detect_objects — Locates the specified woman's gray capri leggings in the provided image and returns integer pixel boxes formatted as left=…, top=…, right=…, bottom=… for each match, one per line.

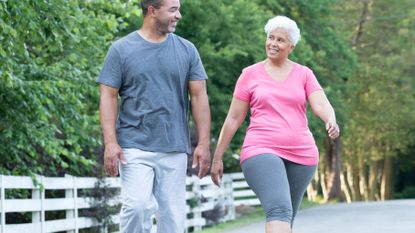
left=241, top=154, right=316, bottom=225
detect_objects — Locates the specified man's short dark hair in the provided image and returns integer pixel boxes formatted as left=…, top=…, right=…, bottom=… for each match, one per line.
left=141, top=0, right=164, bottom=16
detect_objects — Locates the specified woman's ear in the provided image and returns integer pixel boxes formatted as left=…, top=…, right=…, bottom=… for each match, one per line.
left=289, top=44, right=296, bottom=53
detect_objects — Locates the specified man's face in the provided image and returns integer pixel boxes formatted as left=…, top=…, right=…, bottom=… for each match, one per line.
left=153, top=0, right=182, bottom=34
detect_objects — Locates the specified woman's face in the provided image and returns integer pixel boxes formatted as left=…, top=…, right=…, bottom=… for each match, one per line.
left=265, top=28, right=294, bottom=61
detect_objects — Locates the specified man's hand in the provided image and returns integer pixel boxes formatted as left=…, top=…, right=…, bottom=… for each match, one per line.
left=104, top=142, right=126, bottom=176
left=210, top=159, right=223, bottom=187
left=192, top=144, right=211, bottom=178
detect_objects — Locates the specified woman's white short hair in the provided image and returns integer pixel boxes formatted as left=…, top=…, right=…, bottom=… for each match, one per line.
left=264, top=15, right=301, bottom=46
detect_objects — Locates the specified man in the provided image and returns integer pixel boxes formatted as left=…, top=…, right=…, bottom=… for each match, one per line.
left=98, top=0, right=211, bottom=232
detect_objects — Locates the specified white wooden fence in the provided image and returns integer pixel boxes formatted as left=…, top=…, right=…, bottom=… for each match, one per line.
left=0, top=173, right=259, bottom=233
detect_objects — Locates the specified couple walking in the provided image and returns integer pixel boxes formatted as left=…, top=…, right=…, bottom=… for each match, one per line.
left=98, top=0, right=339, bottom=232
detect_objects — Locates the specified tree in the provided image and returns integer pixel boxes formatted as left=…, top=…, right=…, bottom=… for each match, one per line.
left=0, top=0, right=141, bottom=176
left=336, top=0, right=415, bottom=200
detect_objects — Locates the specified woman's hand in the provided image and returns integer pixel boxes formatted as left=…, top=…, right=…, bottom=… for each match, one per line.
left=326, top=121, right=340, bottom=139
left=210, top=159, right=224, bottom=187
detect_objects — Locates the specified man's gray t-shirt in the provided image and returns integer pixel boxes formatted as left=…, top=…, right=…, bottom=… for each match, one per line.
left=98, top=32, right=207, bottom=154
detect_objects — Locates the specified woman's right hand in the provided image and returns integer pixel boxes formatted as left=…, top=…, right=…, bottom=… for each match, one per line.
left=210, top=159, right=224, bottom=187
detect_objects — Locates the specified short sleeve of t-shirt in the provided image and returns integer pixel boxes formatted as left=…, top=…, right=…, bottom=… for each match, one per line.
left=233, top=69, right=251, bottom=102
left=304, top=67, right=322, bottom=97
left=98, top=45, right=122, bottom=89
left=188, top=44, right=208, bottom=81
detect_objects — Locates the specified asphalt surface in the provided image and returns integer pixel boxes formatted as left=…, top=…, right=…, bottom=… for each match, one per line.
left=224, top=199, right=415, bottom=233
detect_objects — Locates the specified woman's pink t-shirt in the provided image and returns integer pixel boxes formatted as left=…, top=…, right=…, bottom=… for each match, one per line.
left=234, top=61, right=322, bottom=165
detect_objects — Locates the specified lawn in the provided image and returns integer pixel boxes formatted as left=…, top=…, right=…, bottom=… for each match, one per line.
left=197, top=199, right=319, bottom=233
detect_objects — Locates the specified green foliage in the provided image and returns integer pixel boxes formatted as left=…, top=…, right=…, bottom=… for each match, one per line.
left=280, top=0, right=356, bottom=148
left=179, top=0, right=356, bottom=171
left=395, top=186, right=415, bottom=199
left=0, top=0, right=141, bottom=176
left=340, top=0, right=415, bottom=163
left=178, top=0, right=271, bottom=170
left=6, top=0, right=413, bottom=183
left=81, top=182, right=121, bottom=230
left=327, top=0, right=415, bottom=200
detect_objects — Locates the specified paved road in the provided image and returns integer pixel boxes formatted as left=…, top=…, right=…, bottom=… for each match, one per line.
left=225, top=199, right=415, bottom=233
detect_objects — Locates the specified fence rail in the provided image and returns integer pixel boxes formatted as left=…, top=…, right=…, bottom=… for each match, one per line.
left=0, top=173, right=259, bottom=233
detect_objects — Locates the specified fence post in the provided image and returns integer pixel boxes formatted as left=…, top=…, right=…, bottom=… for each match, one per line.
left=192, top=176, right=202, bottom=232
left=65, top=175, right=74, bottom=233
left=33, top=175, right=45, bottom=233
left=1, top=175, right=4, bottom=233
left=73, top=176, right=78, bottom=233
left=65, top=175, right=78, bottom=233
left=32, top=177, right=41, bottom=229
left=223, top=175, right=235, bottom=221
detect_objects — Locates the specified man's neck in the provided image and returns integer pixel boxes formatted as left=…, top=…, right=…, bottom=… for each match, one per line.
left=138, top=23, right=168, bottom=43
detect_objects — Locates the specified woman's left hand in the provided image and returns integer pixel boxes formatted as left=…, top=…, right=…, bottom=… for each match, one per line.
left=326, top=121, right=340, bottom=139
left=210, top=159, right=224, bottom=187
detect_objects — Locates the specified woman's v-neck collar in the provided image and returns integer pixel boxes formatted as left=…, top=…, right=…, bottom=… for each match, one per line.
left=260, top=60, right=296, bottom=84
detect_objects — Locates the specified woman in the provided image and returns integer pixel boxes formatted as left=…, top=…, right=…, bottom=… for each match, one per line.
left=210, top=15, right=340, bottom=233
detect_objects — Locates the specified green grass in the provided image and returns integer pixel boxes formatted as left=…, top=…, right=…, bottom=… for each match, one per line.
left=299, top=198, right=321, bottom=209
left=197, top=207, right=264, bottom=233
left=197, top=199, right=320, bottom=233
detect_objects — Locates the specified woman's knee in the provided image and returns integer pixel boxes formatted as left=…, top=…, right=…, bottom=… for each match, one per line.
left=264, top=203, right=293, bottom=223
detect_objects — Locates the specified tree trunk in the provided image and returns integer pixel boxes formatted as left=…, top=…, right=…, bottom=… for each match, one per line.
left=358, top=159, right=369, bottom=200
left=307, top=171, right=320, bottom=202
left=368, top=160, right=380, bottom=200
left=320, top=169, right=328, bottom=200
left=341, top=171, right=353, bottom=203
left=325, top=137, right=342, bottom=201
left=352, top=0, right=373, bottom=48
left=346, top=162, right=362, bottom=201
left=381, top=157, right=394, bottom=200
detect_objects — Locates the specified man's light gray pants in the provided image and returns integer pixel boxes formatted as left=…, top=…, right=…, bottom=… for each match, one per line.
left=119, top=148, right=187, bottom=233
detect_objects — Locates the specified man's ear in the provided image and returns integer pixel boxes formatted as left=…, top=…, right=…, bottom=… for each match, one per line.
left=148, top=6, right=157, bottom=17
